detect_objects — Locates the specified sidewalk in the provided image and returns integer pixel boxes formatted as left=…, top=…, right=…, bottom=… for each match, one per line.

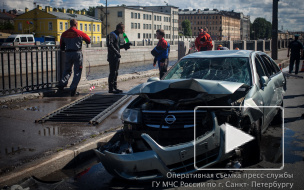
left=0, top=50, right=290, bottom=187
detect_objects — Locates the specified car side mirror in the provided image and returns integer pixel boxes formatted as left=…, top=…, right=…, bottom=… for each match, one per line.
left=147, top=77, right=160, bottom=82
left=261, top=76, right=269, bottom=87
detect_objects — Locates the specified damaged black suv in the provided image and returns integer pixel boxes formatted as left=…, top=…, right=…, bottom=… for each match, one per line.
left=95, top=50, right=285, bottom=180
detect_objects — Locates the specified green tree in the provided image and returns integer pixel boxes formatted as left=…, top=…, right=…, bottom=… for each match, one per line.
left=251, top=17, right=272, bottom=40
left=83, top=7, right=95, bottom=17
left=181, top=19, right=192, bottom=36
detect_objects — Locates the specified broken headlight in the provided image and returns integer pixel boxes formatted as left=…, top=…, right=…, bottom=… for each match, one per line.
left=121, top=108, right=142, bottom=124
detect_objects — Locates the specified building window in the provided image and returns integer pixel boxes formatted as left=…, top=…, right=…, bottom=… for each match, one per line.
left=149, top=24, right=151, bottom=29
left=65, top=22, right=68, bottom=30
left=118, top=11, right=122, bottom=17
left=18, top=23, right=22, bottom=31
left=60, top=22, right=63, bottom=30
left=149, top=15, right=151, bottom=20
left=149, top=33, right=151, bottom=38
left=131, top=12, right=134, bottom=18
left=143, top=14, right=146, bottom=20
left=138, top=13, right=140, bottom=19
left=135, top=23, right=137, bottom=29
left=143, top=24, right=145, bottom=29
left=143, top=33, right=145, bottom=38
left=154, top=24, right=156, bottom=30
left=80, top=23, right=83, bottom=31
left=97, top=36, right=100, bottom=42
left=131, top=23, right=134, bottom=29
left=85, top=24, right=87, bottom=31
left=138, top=23, right=140, bottom=29
left=93, top=24, right=96, bottom=32
left=97, top=25, right=100, bottom=32
left=138, top=33, right=140, bottom=39
left=135, top=13, right=137, bottom=19
left=48, top=22, right=53, bottom=31
left=93, top=36, right=96, bottom=43
left=89, top=24, right=91, bottom=31
left=154, top=15, right=156, bottom=20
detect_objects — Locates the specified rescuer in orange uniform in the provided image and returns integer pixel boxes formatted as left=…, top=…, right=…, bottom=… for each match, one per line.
left=195, top=27, right=213, bottom=51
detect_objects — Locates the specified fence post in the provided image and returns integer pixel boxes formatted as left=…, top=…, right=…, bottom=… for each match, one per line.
left=178, top=40, right=189, bottom=60
left=254, top=41, right=257, bottom=51
left=228, top=41, right=233, bottom=50
left=81, top=44, right=87, bottom=81
left=242, top=41, right=247, bottom=50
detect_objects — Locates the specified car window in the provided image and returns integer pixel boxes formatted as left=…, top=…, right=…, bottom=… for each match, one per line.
left=263, top=55, right=280, bottom=73
left=15, top=38, right=20, bottom=42
left=255, top=57, right=267, bottom=87
left=21, top=37, right=27, bottom=42
left=256, top=55, right=271, bottom=77
left=27, top=37, right=34, bottom=42
left=164, top=57, right=252, bottom=86
left=259, top=55, right=276, bottom=76
left=6, top=38, right=15, bottom=42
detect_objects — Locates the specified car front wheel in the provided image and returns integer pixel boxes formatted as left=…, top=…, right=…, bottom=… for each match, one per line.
left=242, top=120, right=261, bottom=166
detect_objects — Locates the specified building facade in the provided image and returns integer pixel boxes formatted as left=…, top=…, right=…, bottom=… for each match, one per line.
left=95, top=5, right=179, bottom=42
left=14, top=5, right=102, bottom=42
left=178, top=8, right=249, bottom=41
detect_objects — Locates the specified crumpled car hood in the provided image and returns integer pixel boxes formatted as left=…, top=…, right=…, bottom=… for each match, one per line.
left=127, top=79, right=245, bottom=95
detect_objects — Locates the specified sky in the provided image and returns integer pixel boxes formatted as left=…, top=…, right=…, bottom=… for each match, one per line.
left=2, top=0, right=304, bottom=31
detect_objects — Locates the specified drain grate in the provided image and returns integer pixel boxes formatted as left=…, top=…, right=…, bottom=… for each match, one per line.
left=36, top=94, right=130, bottom=125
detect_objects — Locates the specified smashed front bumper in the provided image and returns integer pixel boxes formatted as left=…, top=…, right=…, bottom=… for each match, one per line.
left=94, top=112, right=231, bottom=180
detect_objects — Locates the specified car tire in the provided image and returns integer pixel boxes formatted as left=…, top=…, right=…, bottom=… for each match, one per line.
left=271, top=102, right=283, bottom=126
left=242, top=120, right=261, bottom=166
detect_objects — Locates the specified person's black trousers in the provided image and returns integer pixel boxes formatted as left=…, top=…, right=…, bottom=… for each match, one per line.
left=289, top=56, right=300, bottom=74
left=108, top=59, right=120, bottom=90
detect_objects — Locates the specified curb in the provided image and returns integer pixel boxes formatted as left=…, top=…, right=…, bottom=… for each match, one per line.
left=0, top=131, right=116, bottom=187
left=77, top=70, right=159, bottom=91
left=0, top=92, right=42, bottom=104
left=0, top=70, right=159, bottom=104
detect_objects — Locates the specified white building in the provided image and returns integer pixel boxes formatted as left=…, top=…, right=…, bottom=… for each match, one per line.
left=95, top=5, right=179, bottom=43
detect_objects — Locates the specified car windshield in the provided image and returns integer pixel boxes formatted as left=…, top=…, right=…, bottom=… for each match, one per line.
left=164, top=57, right=252, bottom=86
left=5, top=38, right=15, bottom=42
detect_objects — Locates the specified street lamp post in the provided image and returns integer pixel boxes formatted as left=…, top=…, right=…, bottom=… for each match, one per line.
left=106, top=0, right=108, bottom=37
left=272, top=0, right=279, bottom=60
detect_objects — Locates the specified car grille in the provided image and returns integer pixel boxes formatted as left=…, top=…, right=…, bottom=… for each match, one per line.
left=142, top=110, right=208, bottom=128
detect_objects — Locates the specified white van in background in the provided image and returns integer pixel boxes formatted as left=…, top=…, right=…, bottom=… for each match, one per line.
left=2, top=34, right=35, bottom=46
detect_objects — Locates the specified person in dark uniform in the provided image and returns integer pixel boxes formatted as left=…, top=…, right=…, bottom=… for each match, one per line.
left=58, top=19, right=91, bottom=96
left=107, top=23, right=131, bottom=93
left=287, top=34, right=303, bottom=75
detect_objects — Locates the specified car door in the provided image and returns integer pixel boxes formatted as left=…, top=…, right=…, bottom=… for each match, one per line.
left=254, top=54, right=276, bottom=128
left=258, top=53, right=281, bottom=126
left=263, top=55, right=285, bottom=106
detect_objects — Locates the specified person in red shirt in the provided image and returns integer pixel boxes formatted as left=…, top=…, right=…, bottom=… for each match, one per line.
left=58, top=19, right=90, bottom=96
left=151, top=29, right=170, bottom=78
left=195, top=27, right=213, bottom=51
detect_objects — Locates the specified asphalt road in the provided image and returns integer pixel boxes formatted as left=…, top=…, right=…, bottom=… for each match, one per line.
left=13, top=65, right=304, bottom=190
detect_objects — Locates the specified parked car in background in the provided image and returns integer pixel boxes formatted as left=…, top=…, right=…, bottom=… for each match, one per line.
left=1, top=34, right=35, bottom=46
left=95, top=50, right=286, bottom=180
